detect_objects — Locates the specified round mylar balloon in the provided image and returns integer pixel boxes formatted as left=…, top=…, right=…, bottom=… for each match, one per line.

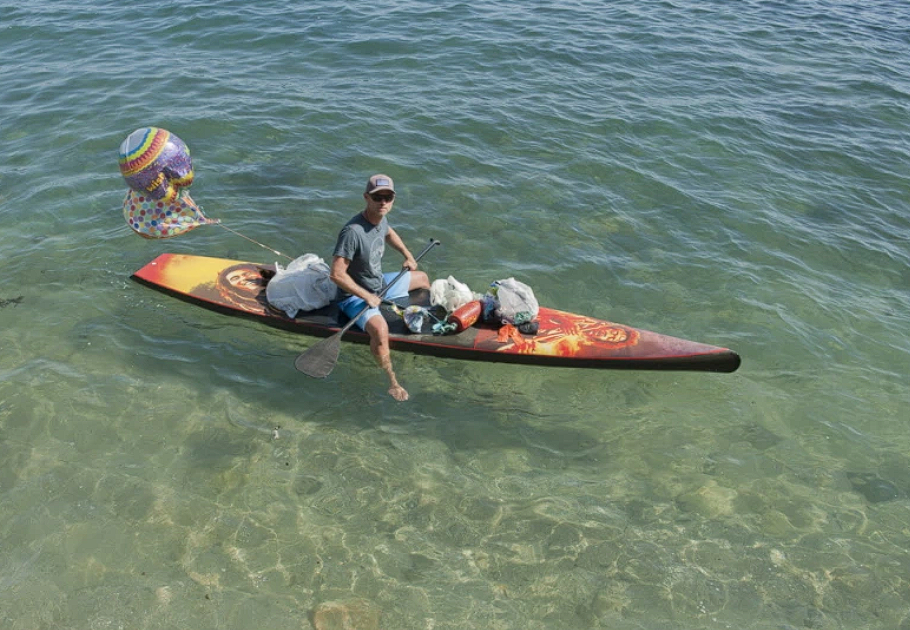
left=122, top=189, right=218, bottom=239
left=118, top=127, right=194, bottom=203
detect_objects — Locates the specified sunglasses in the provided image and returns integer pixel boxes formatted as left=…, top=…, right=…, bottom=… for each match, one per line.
left=370, top=192, right=395, bottom=203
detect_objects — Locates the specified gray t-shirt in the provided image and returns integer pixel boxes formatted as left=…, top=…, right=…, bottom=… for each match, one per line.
left=332, top=212, right=389, bottom=298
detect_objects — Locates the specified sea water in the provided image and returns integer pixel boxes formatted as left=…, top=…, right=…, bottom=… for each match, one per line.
left=1, top=1, right=909, bottom=628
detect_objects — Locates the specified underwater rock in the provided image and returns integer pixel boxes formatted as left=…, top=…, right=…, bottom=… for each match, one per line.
left=725, top=422, right=782, bottom=451
left=313, top=599, right=380, bottom=630
left=677, top=480, right=738, bottom=518
left=847, top=472, right=902, bottom=503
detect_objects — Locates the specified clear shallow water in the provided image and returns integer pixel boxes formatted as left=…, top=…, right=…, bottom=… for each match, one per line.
left=2, top=1, right=910, bottom=628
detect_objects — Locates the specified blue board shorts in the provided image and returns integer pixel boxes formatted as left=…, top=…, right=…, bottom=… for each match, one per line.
left=338, top=271, right=411, bottom=330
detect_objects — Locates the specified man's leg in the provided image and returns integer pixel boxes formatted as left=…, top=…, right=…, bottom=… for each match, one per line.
left=382, top=270, right=430, bottom=301
left=364, top=314, right=408, bottom=401
left=409, top=270, right=430, bottom=291
left=338, top=270, right=430, bottom=401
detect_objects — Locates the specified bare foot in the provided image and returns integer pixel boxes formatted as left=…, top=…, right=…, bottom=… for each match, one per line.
left=389, top=385, right=409, bottom=401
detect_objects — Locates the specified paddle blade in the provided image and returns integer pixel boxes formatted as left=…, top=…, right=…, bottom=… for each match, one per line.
left=295, top=334, right=342, bottom=378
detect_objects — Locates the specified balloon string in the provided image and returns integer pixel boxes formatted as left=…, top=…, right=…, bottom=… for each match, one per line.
left=214, top=223, right=293, bottom=261
left=183, top=193, right=293, bottom=261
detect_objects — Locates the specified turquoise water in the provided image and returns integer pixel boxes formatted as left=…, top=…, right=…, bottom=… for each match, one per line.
left=2, top=1, right=910, bottom=628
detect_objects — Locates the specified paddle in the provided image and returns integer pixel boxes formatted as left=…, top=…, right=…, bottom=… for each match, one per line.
left=295, top=238, right=441, bottom=378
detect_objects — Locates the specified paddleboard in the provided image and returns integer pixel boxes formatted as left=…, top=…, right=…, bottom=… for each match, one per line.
left=131, top=253, right=741, bottom=373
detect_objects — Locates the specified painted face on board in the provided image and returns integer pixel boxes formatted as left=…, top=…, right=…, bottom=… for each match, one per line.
left=224, top=266, right=265, bottom=294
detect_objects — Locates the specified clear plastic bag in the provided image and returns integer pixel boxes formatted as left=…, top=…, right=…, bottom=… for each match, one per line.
left=488, top=277, right=539, bottom=325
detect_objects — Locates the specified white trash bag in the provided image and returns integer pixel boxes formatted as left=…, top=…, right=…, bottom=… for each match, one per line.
left=430, top=275, right=474, bottom=312
left=266, top=254, right=336, bottom=317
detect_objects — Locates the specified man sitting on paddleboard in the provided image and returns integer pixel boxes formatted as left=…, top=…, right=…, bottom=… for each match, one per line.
left=329, top=174, right=430, bottom=401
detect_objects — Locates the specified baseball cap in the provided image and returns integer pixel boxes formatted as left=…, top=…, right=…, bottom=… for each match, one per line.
left=365, top=174, right=394, bottom=194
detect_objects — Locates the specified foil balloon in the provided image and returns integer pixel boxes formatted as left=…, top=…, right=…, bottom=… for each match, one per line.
left=118, top=127, right=194, bottom=203
left=123, top=189, right=219, bottom=239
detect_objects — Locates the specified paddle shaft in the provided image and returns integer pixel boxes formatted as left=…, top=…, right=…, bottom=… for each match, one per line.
left=295, top=238, right=440, bottom=377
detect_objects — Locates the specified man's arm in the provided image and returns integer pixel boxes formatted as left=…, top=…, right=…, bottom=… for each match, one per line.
left=330, top=256, right=382, bottom=307
left=386, top=228, right=418, bottom=270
